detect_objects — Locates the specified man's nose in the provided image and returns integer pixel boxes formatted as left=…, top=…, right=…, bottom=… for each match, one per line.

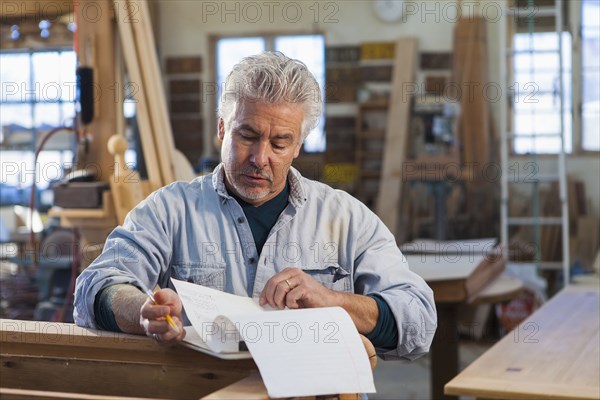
left=250, top=142, right=270, bottom=167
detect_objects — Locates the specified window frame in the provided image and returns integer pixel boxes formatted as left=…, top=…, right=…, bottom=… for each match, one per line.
left=209, top=31, right=326, bottom=154
left=1, top=47, right=76, bottom=150
left=508, top=0, right=599, bottom=156
left=1, top=47, right=77, bottom=195
left=579, top=0, right=600, bottom=153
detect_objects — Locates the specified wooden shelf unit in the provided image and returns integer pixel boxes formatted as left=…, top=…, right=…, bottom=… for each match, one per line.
left=355, top=100, right=389, bottom=207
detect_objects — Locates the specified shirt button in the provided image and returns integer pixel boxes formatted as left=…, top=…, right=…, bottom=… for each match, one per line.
left=249, top=257, right=256, bottom=264
left=237, top=217, right=245, bottom=223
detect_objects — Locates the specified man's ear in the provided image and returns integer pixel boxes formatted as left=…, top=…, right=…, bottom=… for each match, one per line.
left=293, top=142, right=302, bottom=159
left=217, top=118, right=225, bottom=141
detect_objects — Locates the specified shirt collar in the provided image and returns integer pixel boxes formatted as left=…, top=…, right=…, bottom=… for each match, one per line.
left=212, top=163, right=307, bottom=208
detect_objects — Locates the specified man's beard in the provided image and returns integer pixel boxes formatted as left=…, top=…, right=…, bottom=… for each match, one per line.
left=228, top=166, right=274, bottom=201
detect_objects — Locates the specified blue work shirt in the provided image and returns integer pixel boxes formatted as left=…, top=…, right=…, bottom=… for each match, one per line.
left=74, top=164, right=437, bottom=360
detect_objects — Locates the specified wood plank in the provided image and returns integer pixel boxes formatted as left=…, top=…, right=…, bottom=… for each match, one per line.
left=471, top=275, right=524, bottom=305
left=0, top=387, right=154, bottom=400
left=453, top=17, right=490, bottom=172
left=375, top=37, right=418, bottom=236
left=128, top=0, right=176, bottom=183
left=201, top=373, right=268, bottom=400
left=1, top=354, right=245, bottom=400
left=445, top=286, right=600, bottom=399
left=135, top=0, right=195, bottom=182
left=107, top=135, right=145, bottom=225
left=1, top=319, right=256, bottom=400
left=0, top=1, right=73, bottom=19
left=465, top=251, right=505, bottom=303
left=113, top=0, right=163, bottom=190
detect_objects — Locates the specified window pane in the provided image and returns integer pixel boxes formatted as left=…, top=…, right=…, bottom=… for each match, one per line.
left=582, top=110, right=600, bottom=151
left=0, top=150, right=34, bottom=186
left=275, top=35, right=325, bottom=152
left=60, top=51, right=77, bottom=101
left=514, top=93, right=560, bottom=113
left=515, top=71, right=557, bottom=94
left=582, top=0, right=600, bottom=29
left=36, top=151, right=65, bottom=188
left=34, top=103, right=61, bottom=129
left=124, top=99, right=136, bottom=118
left=583, top=71, right=600, bottom=104
left=0, top=53, right=31, bottom=102
left=512, top=32, right=572, bottom=154
left=216, top=37, right=266, bottom=84
left=514, top=137, right=562, bottom=154
left=583, top=35, right=600, bottom=69
left=216, top=37, right=266, bottom=118
left=1, top=104, right=33, bottom=129
left=32, top=52, right=61, bottom=102
left=61, top=102, right=76, bottom=127
left=582, top=0, right=600, bottom=151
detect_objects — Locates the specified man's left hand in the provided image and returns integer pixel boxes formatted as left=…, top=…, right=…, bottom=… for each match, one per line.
left=259, top=267, right=339, bottom=309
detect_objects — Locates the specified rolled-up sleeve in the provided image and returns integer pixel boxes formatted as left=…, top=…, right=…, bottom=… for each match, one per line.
left=353, top=210, right=437, bottom=361
left=73, top=192, right=173, bottom=328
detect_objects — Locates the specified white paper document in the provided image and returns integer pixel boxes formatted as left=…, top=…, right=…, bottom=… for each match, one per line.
left=171, top=278, right=376, bottom=397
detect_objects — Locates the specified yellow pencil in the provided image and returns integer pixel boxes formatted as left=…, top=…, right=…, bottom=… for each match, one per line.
left=144, top=289, right=181, bottom=335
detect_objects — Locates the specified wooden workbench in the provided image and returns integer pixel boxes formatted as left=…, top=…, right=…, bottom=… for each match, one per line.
left=406, top=249, right=511, bottom=399
left=445, top=284, right=600, bottom=399
left=0, top=319, right=255, bottom=399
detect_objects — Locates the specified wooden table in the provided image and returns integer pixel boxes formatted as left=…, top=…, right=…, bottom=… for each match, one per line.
left=0, top=319, right=255, bottom=399
left=445, top=285, right=600, bottom=399
left=0, top=319, right=376, bottom=400
left=405, top=249, right=511, bottom=399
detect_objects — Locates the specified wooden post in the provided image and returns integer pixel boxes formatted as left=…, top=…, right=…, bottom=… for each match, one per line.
left=76, top=0, right=117, bottom=185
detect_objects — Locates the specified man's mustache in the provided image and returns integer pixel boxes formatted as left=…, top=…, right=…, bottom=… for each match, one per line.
left=239, top=166, right=274, bottom=182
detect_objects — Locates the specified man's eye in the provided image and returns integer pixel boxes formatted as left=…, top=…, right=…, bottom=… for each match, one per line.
left=272, top=143, right=286, bottom=150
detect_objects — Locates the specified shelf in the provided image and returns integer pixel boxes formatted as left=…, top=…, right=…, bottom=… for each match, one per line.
left=357, top=130, right=386, bottom=139
left=358, top=100, right=389, bottom=110
left=358, top=170, right=381, bottom=178
left=48, top=191, right=116, bottom=220
left=358, top=151, right=383, bottom=159
left=507, top=217, right=563, bottom=226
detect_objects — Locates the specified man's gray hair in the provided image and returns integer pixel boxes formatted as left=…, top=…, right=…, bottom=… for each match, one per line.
left=218, top=51, right=323, bottom=141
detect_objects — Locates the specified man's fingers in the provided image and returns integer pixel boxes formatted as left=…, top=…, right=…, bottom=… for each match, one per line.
left=285, top=287, right=303, bottom=309
left=273, top=280, right=293, bottom=309
left=146, top=319, right=171, bottom=335
left=146, top=316, right=186, bottom=342
left=140, top=303, right=171, bottom=319
left=152, top=289, right=183, bottom=315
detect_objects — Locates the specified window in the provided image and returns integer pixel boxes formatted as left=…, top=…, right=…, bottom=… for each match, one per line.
left=215, top=34, right=325, bottom=152
left=1, top=49, right=76, bottom=196
left=581, top=0, right=600, bottom=151
left=512, top=32, right=572, bottom=154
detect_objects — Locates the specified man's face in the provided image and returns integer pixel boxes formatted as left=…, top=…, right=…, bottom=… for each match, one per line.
left=218, top=101, right=303, bottom=207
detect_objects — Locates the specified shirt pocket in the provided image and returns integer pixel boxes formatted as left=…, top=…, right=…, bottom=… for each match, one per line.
left=301, top=263, right=352, bottom=293
left=171, top=262, right=226, bottom=292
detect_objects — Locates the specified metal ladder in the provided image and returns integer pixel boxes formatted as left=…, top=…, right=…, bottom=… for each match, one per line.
left=499, top=0, right=570, bottom=285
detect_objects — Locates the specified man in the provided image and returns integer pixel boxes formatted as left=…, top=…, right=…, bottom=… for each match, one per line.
left=74, top=52, right=436, bottom=360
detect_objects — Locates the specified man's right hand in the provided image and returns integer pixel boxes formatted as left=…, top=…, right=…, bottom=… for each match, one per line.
left=139, top=288, right=186, bottom=345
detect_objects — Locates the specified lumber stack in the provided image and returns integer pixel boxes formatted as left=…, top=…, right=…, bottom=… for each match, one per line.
left=453, top=17, right=491, bottom=173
